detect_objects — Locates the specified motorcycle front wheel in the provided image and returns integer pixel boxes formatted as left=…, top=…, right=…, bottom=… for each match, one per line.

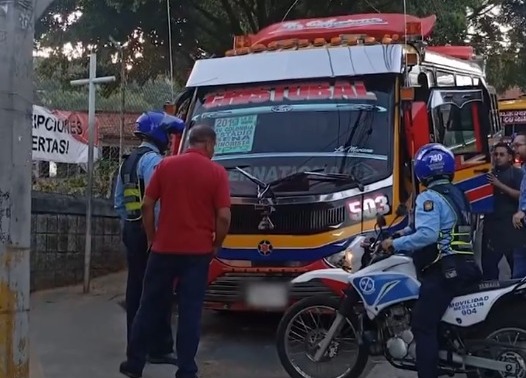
left=276, top=295, right=369, bottom=378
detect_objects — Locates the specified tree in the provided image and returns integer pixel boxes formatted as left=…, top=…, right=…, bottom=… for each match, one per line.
left=33, top=58, right=177, bottom=111
left=36, top=0, right=526, bottom=92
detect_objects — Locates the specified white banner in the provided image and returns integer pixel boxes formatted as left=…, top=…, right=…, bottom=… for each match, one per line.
left=32, top=105, right=100, bottom=164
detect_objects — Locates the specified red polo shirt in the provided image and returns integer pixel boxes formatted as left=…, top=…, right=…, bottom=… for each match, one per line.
left=145, top=148, right=231, bottom=254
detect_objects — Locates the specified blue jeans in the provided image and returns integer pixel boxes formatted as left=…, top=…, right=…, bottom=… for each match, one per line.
left=482, top=245, right=526, bottom=280
left=126, top=252, right=212, bottom=378
left=512, top=248, right=526, bottom=278
left=122, top=222, right=173, bottom=355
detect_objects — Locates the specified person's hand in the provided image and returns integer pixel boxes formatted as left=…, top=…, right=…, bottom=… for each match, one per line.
left=381, top=238, right=394, bottom=252
left=487, top=173, right=503, bottom=189
left=513, top=211, right=525, bottom=229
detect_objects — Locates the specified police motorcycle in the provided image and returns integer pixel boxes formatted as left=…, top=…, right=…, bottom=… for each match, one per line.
left=276, top=208, right=526, bottom=378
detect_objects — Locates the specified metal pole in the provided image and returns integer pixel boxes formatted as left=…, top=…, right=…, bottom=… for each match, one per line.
left=70, top=56, right=114, bottom=295
left=0, top=0, right=52, bottom=374
left=166, top=0, right=175, bottom=101
left=84, top=53, right=97, bottom=294
left=119, top=49, right=125, bottom=166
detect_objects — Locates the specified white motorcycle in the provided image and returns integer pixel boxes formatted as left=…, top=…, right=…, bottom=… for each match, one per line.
left=276, top=213, right=526, bottom=378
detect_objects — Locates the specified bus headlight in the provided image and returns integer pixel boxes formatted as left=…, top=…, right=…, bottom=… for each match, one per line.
left=323, top=235, right=368, bottom=270
left=324, top=250, right=347, bottom=268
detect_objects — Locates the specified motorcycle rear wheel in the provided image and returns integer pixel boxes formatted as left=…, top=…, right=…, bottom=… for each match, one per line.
left=466, top=304, right=526, bottom=378
left=276, top=295, right=369, bottom=378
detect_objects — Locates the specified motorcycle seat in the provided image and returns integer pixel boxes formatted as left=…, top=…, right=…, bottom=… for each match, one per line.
left=458, top=278, right=525, bottom=296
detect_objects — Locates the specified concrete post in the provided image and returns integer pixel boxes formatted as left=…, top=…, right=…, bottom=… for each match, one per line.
left=0, top=0, right=54, bottom=376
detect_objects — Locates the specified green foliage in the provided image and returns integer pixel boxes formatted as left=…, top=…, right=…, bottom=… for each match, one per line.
left=34, top=58, right=176, bottom=111
left=32, top=158, right=119, bottom=197
left=35, top=0, right=526, bottom=93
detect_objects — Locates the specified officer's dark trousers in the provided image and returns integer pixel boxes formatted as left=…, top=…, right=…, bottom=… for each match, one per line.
left=412, top=263, right=481, bottom=378
left=122, top=222, right=174, bottom=356
left=126, top=252, right=211, bottom=378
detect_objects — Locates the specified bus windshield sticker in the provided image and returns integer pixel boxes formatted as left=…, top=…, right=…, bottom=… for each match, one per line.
left=203, top=81, right=378, bottom=109
left=214, top=115, right=258, bottom=154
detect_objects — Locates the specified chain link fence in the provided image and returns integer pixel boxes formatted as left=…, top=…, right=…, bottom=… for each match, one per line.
left=32, top=66, right=177, bottom=199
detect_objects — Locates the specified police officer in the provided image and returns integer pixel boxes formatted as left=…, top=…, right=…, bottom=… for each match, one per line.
left=381, top=143, right=482, bottom=378
left=114, top=111, right=185, bottom=365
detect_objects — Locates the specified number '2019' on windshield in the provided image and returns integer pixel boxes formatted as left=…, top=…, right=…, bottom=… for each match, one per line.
left=214, top=115, right=257, bottom=154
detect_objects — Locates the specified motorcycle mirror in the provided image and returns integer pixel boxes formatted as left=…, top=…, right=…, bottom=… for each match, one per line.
left=395, top=203, right=408, bottom=217
left=376, top=213, right=387, bottom=228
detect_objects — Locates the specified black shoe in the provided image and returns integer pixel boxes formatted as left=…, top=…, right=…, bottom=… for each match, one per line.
left=147, top=353, right=178, bottom=365
left=119, top=361, right=142, bottom=378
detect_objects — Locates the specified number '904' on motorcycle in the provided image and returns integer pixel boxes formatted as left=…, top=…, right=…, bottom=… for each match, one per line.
left=276, top=210, right=526, bottom=378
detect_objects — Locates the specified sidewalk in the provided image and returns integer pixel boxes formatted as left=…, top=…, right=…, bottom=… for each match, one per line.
left=30, top=273, right=174, bottom=378
left=30, top=272, right=290, bottom=378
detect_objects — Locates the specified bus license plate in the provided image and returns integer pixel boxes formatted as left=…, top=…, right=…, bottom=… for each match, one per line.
left=245, top=282, right=288, bottom=309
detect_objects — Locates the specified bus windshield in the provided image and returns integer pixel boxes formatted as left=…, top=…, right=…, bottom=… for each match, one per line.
left=187, top=75, right=395, bottom=196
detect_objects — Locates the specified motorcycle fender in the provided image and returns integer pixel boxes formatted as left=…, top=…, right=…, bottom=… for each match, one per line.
left=291, top=269, right=350, bottom=285
left=441, top=285, right=519, bottom=327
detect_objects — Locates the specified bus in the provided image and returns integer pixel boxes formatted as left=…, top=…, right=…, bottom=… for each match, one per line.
left=168, top=13, right=500, bottom=311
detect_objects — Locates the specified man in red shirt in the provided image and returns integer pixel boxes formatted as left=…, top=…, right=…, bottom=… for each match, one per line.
left=119, top=125, right=231, bottom=378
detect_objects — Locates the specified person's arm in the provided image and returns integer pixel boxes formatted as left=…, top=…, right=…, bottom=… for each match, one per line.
left=500, top=184, right=520, bottom=200
left=113, top=164, right=127, bottom=221
left=491, top=170, right=521, bottom=200
left=513, top=169, right=526, bottom=229
left=140, top=152, right=163, bottom=227
left=142, top=161, right=163, bottom=246
left=213, top=168, right=231, bottom=251
left=392, top=191, right=441, bottom=253
left=399, top=226, right=413, bottom=235
left=519, top=171, right=526, bottom=212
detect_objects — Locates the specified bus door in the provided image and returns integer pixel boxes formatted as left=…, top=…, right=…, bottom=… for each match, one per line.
left=487, top=85, right=501, bottom=136
left=428, top=88, right=493, bottom=214
left=165, top=89, right=195, bottom=155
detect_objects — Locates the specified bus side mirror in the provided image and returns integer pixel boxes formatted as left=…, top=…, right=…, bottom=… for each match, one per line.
left=170, top=133, right=183, bottom=155
left=404, top=101, right=430, bottom=158
left=164, top=102, right=177, bottom=115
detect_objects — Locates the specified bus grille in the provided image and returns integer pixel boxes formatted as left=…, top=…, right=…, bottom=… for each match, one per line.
left=230, top=203, right=346, bottom=235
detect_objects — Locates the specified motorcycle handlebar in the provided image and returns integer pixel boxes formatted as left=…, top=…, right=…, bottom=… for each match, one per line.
left=363, top=228, right=401, bottom=266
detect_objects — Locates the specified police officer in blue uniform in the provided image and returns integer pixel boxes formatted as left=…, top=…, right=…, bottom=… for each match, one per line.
left=114, top=111, right=185, bottom=365
left=381, top=143, right=482, bottom=378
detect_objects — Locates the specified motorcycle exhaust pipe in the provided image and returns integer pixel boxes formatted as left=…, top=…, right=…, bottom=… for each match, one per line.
left=438, top=351, right=518, bottom=374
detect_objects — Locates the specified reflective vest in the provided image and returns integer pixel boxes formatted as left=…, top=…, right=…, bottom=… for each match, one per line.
left=413, top=183, right=474, bottom=272
left=119, top=146, right=155, bottom=222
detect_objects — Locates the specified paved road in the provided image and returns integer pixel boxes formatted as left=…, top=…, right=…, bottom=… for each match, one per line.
left=29, top=272, right=420, bottom=378
left=30, top=218, right=504, bottom=378
left=32, top=263, right=515, bottom=378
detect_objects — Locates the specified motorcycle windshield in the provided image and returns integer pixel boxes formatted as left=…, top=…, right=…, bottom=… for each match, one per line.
left=187, top=75, right=395, bottom=196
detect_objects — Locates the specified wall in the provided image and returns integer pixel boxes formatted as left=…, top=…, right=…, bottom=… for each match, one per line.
left=31, top=191, right=125, bottom=291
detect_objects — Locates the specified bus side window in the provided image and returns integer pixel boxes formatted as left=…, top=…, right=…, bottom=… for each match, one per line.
left=431, top=101, right=483, bottom=155
left=429, top=89, right=486, bottom=155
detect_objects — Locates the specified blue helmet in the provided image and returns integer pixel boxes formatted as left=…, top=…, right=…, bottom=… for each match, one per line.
left=134, top=111, right=185, bottom=152
left=413, top=143, right=455, bottom=184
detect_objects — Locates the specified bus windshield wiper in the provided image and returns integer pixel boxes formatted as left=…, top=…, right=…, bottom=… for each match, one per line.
left=268, top=169, right=365, bottom=192
left=224, top=165, right=275, bottom=200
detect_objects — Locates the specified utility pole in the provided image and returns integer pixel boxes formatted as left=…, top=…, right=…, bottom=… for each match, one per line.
left=0, top=0, right=54, bottom=376
left=109, top=36, right=127, bottom=166
left=70, top=54, right=115, bottom=294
